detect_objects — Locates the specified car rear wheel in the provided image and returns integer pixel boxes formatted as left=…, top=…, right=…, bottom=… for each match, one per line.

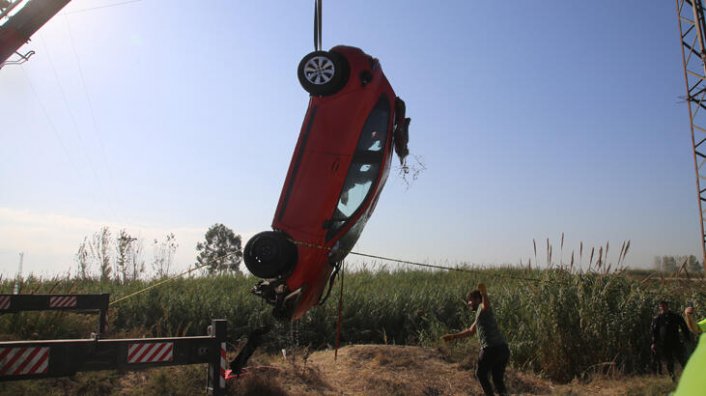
left=244, top=231, right=297, bottom=279
left=297, top=50, right=349, bottom=96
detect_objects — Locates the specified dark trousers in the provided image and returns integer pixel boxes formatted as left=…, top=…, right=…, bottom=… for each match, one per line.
left=476, top=343, right=510, bottom=396
left=659, top=343, right=687, bottom=379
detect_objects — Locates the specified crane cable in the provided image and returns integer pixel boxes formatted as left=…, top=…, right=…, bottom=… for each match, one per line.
left=314, top=0, right=322, bottom=51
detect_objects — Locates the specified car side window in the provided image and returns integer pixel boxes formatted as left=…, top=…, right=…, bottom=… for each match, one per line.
left=356, top=106, right=388, bottom=152
left=337, top=162, right=380, bottom=218
left=328, top=96, right=390, bottom=235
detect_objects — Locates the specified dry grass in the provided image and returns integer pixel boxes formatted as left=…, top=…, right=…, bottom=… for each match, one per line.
left=227, top=345, right=601, bottom=396
left=224, top=345, right=679, bottom=396
left=0, top=345, right=678, bottom=395
left=310, top=345, right=470, bottom=395
left=550, top=375, right=674, bottom=396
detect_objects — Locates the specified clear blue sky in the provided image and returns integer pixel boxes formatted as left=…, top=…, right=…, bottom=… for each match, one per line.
left=0, top=0, right=700, bottom=277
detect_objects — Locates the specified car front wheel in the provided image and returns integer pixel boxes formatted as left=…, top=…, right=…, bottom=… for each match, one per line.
left=297, top=50, right=349, bottom=96
left=244, top=231, right=298, bottom=279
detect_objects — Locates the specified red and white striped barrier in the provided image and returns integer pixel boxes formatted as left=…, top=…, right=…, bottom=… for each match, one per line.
left=0, top=347, right=49, bottom=376
left=127, top=342, right=174, bottom=364
left=0, top=296, right=10, bottom=310
left=49, top=296, right=77, bottom=308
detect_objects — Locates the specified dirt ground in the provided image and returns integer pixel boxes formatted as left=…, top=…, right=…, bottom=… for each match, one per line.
left=226, top=344, right=677, bottom=396
left=2, top=343, right=673, bottom=395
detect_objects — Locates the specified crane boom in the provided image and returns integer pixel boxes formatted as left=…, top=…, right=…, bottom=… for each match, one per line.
left=0, top=0, right=71, bottom=66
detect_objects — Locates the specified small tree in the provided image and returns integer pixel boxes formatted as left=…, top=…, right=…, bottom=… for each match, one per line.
left=116, top=230, right=145, bottom=282
left=75, top=227, right=146, bottom=281
left=129, top=238, right=146, bottom=281
left=153, top=233, right=178, bottom=278
left=82, top=226, right=113, bottom=282
left=76, top=239, right=90, bottom=279
left=195, top=224, right=243, bottom=274
left=117, top=230, right=133, bottom=282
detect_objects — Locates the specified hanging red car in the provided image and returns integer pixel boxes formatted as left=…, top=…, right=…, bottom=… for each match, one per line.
left=244, top=45, right=410, bottom=320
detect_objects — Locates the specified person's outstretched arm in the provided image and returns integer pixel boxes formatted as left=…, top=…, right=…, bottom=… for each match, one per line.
left=442, top=321, right=477, bottom=342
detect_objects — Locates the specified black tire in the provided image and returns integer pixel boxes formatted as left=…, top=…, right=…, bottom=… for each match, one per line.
left=244, top=231, right=297, bottom=279
left=297, top=50, right=349, bottom=96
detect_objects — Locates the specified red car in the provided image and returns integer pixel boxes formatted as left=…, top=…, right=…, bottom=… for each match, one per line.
left=244, top=45, right=410, bottom=320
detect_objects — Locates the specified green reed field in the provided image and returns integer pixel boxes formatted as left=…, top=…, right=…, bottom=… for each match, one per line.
left=1, top=266, right=704, bottom=383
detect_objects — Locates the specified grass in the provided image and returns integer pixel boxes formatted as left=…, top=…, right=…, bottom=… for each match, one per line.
left=0, top=265, right=703, bottom=386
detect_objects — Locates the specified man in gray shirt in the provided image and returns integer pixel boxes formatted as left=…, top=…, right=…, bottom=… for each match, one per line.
left=442, top=283, right=510, bottom=396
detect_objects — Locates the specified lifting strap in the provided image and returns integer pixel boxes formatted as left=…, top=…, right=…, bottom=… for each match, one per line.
left=334, top=260, right=345, bottom=360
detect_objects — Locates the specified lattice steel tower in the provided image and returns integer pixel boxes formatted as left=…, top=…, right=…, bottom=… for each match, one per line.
left=676, top=0, right=706, bottom=271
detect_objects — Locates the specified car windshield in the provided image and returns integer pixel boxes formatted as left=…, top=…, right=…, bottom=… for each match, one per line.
left=328, top=96, right=390, bottom=236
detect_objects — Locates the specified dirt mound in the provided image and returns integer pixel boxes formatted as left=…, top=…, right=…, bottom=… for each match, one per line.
left=229, top=344, right=553, bottom=395
left=311, top=344, right=473, bottom=395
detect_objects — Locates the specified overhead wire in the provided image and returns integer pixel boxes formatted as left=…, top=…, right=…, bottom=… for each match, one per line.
left=18, top=65, right=84, bottom=184
left=36, top=32, right=118, bottom=220
left=63, top=0, right=142, bottom=15
left=63, top=14, right=117, bottom=207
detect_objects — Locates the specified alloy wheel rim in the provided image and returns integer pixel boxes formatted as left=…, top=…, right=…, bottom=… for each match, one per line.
left=303, top=56, right=335, bottom=85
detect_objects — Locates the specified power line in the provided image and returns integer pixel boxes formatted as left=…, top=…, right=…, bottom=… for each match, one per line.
left=37, top=31, right=118, bottom=220
left=19, top=65, right=84, bottom=184
left=63, top=0, right=142, bottom=15
left=62, top=14, right=120, bottom=216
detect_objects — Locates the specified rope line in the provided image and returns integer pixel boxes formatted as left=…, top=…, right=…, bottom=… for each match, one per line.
left=109, top=253, right=236, bottom=306
left=349, top=251, right=549, bottom=283
left=291, top=238, right=549, bottom=283
left=109, top=263, right=208, bottom=306
left=110, top=241, right=553, bottom=307
left=350, top=251, right=475, bottom=273
left=291, top=238, right=542, bottom=281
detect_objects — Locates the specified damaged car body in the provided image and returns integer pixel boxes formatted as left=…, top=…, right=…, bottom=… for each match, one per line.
left=244, top=45, right=410, bottom=320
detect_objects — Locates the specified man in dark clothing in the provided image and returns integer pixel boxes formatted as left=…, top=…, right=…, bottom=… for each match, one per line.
left=442, top=283, right=510, bottom=396
left=651, top=300, right=691, bottom=381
